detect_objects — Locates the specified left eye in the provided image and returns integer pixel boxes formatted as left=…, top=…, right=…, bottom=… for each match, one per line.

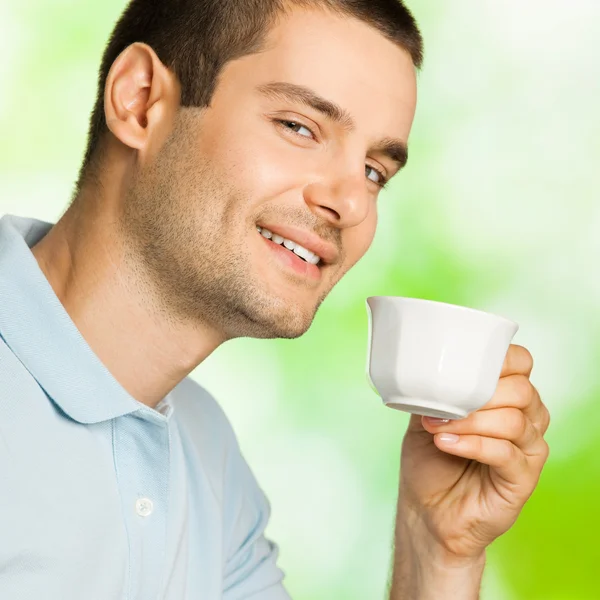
left=366, top=165, right=385, bottom=186
left=281, top=120, right=314, bottom=138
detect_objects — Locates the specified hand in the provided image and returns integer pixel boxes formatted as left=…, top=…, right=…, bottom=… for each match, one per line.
left=397, top=344, right=551, bottom=563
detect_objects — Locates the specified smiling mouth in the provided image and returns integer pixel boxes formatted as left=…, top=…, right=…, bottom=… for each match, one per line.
left=256, top=226, right=322, bottom=265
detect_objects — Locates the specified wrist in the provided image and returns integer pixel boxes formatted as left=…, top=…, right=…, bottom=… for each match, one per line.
left=389, top=499, right=486, bottom=600
left=390, top=555, right=485, bottom=600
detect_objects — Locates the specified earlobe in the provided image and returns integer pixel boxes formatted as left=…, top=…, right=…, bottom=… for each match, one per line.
left=104, top=43, right=179, bottom=155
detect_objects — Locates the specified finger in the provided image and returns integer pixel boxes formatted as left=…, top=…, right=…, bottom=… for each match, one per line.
left=432, top=433, right=548, bottom=486
left=424, top=407, right=544, bottom=457
left=501, top=344, right=534, bottom=377
left=478, top=375, right=550, bottom=435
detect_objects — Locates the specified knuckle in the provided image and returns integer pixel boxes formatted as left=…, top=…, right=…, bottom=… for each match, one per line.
left=507, top=408, right=528, bottom=438
left=521, top=346, right=534, bottom=372
left=474, top=434, right=485, bottom=456
left=511, top=374, right=532, bottom=407
left=542, top=441, right=550, bottom=460
left=529, top=439, right=549, bottom=464
left=501, top=439, right=516, bottom=462
left=543, top=406, right=551, bottom=431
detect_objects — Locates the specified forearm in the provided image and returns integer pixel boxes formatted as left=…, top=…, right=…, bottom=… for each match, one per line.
left=388, top=501, right=486, bottom=600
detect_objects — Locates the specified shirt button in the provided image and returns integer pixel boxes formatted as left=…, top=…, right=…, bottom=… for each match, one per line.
left=135, top=498, right=154, bottom=517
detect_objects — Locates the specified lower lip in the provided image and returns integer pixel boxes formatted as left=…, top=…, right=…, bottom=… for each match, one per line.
left=259, top=234, right=322, bottom=280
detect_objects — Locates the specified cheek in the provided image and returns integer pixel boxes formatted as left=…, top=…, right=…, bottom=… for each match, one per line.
left=199, top=118, right=316, bottom=202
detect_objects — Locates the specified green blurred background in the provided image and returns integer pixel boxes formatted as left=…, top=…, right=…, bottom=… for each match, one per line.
left=1, top=1, right=596, bottom=598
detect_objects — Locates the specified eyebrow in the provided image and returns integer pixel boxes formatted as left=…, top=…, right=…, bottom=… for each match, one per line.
left=256, top=81, right=409, bottom=172
left=257, top=81, right=355, bottom=131
left=371, top=138, right=409, bottom=172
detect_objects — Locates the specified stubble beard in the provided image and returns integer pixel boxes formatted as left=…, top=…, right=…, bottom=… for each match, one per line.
left=118, top=155, right=325, bottom=341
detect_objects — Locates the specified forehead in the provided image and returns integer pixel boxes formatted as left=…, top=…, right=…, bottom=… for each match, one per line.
left=231, top=7, right=417, bottom=141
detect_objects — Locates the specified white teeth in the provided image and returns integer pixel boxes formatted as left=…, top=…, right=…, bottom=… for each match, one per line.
left=290, top=241, right=320, bottom=265
left=293, top=244, right=318, bottom=265
left=292, top=245, right=308, bottom=260
left=257, top=227, right=321, bottom=265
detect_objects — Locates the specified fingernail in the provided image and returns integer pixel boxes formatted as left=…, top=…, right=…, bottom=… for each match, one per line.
left=425, top=417, right=450, bottom=426
left=438, top=433, right=460, bottom=444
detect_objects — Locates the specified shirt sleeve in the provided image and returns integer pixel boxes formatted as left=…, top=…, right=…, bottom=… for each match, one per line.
left=222, top=434, right=291, bottom=600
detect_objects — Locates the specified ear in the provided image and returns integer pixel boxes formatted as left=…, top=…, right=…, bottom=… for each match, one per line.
left=104, top=42, right=180, bottom=157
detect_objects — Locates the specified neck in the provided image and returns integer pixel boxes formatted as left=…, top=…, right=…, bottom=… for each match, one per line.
left=31, top=184, right=225, bottom=408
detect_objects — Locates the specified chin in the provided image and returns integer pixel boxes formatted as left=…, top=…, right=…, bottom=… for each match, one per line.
left=235, top=297, right=318, bottom=340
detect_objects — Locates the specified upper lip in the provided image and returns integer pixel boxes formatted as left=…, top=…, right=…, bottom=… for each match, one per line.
left=257, top=223, right=339, bottom=264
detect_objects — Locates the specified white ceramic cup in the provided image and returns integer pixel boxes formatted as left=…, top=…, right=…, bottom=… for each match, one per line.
left=365, top=296, right=519, bottom=420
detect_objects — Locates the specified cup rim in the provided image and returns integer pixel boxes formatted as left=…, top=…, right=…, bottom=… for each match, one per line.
left=366, top=296, right=518, bottom=329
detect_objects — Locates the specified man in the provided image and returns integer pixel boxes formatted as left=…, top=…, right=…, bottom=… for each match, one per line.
left=0, top=0, right=550, bottom=598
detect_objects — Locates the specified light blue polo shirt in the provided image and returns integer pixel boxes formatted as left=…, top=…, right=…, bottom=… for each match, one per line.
left=0, top=214, right=290, bottom=600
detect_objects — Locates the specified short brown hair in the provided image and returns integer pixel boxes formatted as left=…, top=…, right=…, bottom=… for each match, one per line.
left=78, top=0, right=423, bottom=185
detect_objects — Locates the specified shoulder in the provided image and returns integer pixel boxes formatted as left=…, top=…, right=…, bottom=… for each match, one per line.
left=170, top=376, right=271, bottom=529
left=170, top=375, right=231, bottom=427
left=170, top=375, right=238, bottom=451
left=169, top=376, right=243, bottom=506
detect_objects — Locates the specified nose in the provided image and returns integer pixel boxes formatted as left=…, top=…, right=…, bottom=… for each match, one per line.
left=303, top=173, right=371, bottom=229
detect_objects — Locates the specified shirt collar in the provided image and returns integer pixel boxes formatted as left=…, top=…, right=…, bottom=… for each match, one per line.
left=0, top=214, right=172, bottom=424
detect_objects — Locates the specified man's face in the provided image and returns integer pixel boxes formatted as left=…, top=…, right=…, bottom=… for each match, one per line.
left=122, top=7, right=417, bottom=340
